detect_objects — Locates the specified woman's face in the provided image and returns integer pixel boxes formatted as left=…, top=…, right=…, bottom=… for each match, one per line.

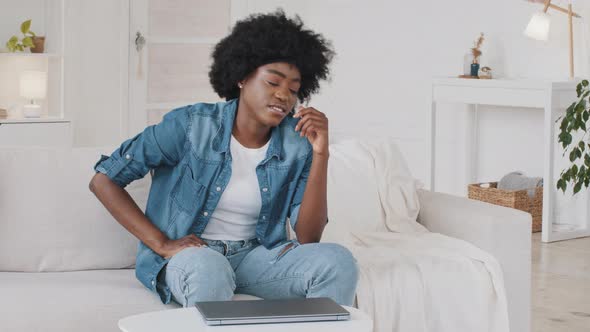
left=239, top=62, right=301, bottom=127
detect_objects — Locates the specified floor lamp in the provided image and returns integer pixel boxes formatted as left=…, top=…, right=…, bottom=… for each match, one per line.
left=524, top=0, right=581, bottom=79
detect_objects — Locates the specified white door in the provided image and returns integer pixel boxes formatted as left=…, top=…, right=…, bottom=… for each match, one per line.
left=128, top=0, right=232, bottom=137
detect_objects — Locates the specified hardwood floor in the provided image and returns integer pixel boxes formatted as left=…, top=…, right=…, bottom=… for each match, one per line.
left=531, top=233, right=590, bottom=332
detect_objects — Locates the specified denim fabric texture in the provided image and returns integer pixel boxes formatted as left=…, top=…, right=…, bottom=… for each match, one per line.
left=94, top=99, right=319, bottom=303
left=160, top=238, right=359, bottom=306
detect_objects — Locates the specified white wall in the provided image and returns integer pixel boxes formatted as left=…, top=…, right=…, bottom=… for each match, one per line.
left=64, top=0, right=129, bottom=147
left=234, top=0, right=590, bottom=196
left=5, top=0, right=587, bottom=196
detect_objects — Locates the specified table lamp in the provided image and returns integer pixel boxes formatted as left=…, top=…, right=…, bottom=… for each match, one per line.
left=524, top=0, right=581, bottom=79
left=19, top=70, right=47, bottom=118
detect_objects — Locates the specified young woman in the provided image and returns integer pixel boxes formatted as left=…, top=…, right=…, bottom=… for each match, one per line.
left=89, top=10, right=358, bottom=307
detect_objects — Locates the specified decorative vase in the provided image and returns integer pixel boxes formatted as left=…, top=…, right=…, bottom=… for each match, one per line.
left=463, top=52, right=473, bottom=75
left=30, top=36, right=45, bottom=53
left=470, top=63, right=480, bottom=77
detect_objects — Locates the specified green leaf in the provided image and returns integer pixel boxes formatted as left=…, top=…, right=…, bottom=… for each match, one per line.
left=20, top=20, right=31, bottom=34
left=557, top=179, right=565, bottom=190
left=577, top=100, right=587, bottom=114
left=564, top=133, right=572, bottom=145
left=574, top=181, right=583, bottom=194
left=22, top=36, right=33, bottom=47
left=576, top=83, right=582, bottom=97
left=577, top=147, right=583, bottom=159
left=579, top=141, right=586, bottom=152
left=6, top=37, right=18, bottom=52
left=573, top=164, right=579, bottom=177
left=16, top=44, right=24, bottom=52
left=585, top=153, right=590, bottom=167
left=584, top=111, right=590, bottom=122
left=583, top=79, right=590, bottom=87
left=570, top=148, right=579, bottom=162
left=579, top=165, right=586, bottom=177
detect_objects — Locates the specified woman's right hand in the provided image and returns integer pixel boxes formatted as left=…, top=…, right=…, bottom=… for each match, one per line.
left=156, top=234, right=208, bottom=259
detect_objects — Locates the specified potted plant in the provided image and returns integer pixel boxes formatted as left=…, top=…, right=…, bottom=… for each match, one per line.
left=5, top=19, right=45, bottom=53
left=470, top=33, right=484, bottom=77
left=556, top=79, right=590, bottom=194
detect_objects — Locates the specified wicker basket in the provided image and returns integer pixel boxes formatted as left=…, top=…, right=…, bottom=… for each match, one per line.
left=468, top=182, right=542, bottom=232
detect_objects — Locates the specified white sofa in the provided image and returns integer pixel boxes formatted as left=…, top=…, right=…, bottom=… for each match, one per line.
left=0, top=139, right=531, bottom=332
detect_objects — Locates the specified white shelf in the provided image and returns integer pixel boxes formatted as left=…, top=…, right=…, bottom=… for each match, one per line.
left=0, top=52, right=62, bottom=58
left=0, top=117, right=70, bottom=124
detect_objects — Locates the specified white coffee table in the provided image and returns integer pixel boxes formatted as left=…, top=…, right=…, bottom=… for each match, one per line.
left=118, top=306, right=373, bottom=332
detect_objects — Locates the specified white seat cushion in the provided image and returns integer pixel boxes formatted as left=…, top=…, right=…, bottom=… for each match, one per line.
left=0, top=269, right=260, bottom=332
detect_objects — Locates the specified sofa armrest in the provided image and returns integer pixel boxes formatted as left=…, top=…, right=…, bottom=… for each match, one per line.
left=416, top=189, right=531, bottom=332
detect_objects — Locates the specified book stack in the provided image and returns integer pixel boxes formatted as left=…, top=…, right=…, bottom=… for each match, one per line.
left=0, top=108, right=7, bottom=119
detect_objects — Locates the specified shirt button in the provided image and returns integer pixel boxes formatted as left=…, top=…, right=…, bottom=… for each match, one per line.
left=216, top=187, right=221, bottom=192
left=151, top=280, right=155, bottom=286
left=203, top=211, right=208, bottom=217
left=262, top=187, right=268, bottom=192
left=125, top=154, right=131, bottom=160
left=262, top=216, right=266, bottom=220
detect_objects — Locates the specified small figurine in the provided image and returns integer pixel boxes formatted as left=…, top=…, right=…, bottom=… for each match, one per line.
left=479, top=66, right=492, bottom=79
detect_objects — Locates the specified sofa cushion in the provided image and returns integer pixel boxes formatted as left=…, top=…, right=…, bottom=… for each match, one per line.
left=322, top=136, right=426, bottom=244
left=322, top=139, right=385, bottom=244
left=0, top=147, right=148, bottom=272
left=0, top=269, right=260, bottom=332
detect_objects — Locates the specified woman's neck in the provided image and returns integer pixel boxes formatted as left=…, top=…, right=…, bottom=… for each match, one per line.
left=232, top=103, right=271, bottom=149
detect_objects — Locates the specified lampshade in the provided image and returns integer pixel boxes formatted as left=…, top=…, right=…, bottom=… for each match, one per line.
left=19, top=71, right=47, bottom=100
left=524, top=12, right=551, bottom=41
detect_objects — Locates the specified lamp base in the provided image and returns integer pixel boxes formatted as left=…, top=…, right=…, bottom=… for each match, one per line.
left=22, top=104, right=42, bottom=118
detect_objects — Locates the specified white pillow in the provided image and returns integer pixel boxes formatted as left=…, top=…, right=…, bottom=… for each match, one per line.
left=358, top=137, right=427, bottom=233
left=0, top=147, right=149, bottom=272
left=322, top=136, right=426, bottom=245
left=323, top=138, right=386, bottom=244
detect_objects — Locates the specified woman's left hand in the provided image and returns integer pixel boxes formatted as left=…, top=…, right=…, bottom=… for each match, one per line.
left=293, top=105, right=329, bottom=156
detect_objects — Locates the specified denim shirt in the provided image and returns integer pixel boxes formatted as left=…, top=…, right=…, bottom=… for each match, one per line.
left=93, top=99, right=313, bottom=303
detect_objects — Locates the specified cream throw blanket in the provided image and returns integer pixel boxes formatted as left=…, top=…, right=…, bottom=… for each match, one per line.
left=329, top=138, right=510, bottom=332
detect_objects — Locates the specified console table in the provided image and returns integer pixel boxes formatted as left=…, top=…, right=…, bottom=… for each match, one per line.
left=429, top=77, right=590, bottom=242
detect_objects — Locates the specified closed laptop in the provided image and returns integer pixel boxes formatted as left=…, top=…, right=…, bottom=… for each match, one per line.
left=195, top=297, right=350, bottom=326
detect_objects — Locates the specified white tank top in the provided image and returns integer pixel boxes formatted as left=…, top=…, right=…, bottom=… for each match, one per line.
left=201, top=135, right=269, bottom=240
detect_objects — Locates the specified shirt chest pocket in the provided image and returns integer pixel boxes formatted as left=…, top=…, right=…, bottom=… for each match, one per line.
left=171, top=166, right=207, bottom=216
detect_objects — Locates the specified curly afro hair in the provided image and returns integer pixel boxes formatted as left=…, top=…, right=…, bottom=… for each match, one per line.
left=209, top=10, right=335, bottom=103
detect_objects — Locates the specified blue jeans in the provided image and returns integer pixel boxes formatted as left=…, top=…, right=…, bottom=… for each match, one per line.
left=158, top=238, right=359, bottom=306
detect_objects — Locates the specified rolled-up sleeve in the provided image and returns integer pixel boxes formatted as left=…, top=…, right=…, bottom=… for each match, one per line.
left=288, top=151, right=311, bottom=231
left=94, top=106, right=191, bottom=188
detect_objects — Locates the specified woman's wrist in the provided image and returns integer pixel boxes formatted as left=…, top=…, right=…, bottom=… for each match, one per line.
left=312, top=150, right=330, bottom=159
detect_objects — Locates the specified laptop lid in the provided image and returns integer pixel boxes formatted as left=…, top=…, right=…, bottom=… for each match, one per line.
left=195, top=297, right=350, bottom=326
